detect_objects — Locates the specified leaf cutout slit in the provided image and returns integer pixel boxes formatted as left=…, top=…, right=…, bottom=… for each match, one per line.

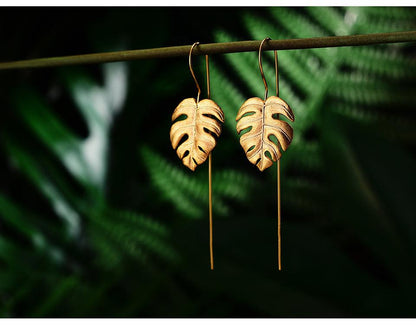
left=239, top=126, right=252, bottom=136
left=202, top=113, right=222, bottom=122
left=265, top=102, right=295, bottom=121
left=268, top=134, right=279, bottom=146
left=264, top=150, right=273, bottom=160
left=172, top=114, right=188, bottom=123
left=278, top=114, right=294, bottom=123
left=203, top=127, right=215, bottom=136
left=176, top=133, right=189, bottom=149
left=247, top=145, right=255, bottom=152
left=241, top=111, right=256, bottom=118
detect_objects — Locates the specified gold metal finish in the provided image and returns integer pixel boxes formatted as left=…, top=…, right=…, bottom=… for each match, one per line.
left=209, top=152, right=213, bottom=270
left=274, top=48, right=282, bottom=271
left=236, top=38, right=293, bottom=270
left=189, top=42, right=201, bottom=103
left=236, top=96, right=294, bottom=171
left=236, top=38, right=294, bottom=171
left=206, top=54, right=214, bottom=270
left=170, top=43, right=224, bottom=171
left=170, top=98, right=224, bottom=171
left=171, top=46, right=223, bottom=269
left=206, top=55, right=211, bottom=99
left=259, top=37, right=271, bottom=101
left=274, top=50, right=279, bottom=97
left=277, top=159, right=281, bottom=271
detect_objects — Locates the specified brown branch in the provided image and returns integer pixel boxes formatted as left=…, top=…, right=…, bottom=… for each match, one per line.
left=0, top=31, right=415, bottom=70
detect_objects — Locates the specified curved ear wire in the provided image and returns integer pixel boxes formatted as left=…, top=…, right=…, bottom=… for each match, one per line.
left=258, top=37, right=271, bottom=101
left=189, top=42, right=201, bottom=104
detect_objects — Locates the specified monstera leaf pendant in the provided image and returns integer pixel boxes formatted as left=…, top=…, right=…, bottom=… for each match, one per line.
left=170, top=98, right=224, bottom=171
left=236, top=96, right=295, bottom=171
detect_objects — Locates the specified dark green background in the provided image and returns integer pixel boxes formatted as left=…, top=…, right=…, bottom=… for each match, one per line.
left=0, top=7, right=415, bottom=317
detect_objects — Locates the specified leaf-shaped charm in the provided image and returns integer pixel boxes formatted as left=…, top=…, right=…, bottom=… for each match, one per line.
left=170, top=98, right=224, bottom=171
left=236, top=96, right=295, bottom=171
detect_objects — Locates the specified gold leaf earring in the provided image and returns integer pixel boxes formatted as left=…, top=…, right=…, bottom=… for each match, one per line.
left=170, top=42, right=224, bottom=171
left=170, top=42, right=224, bottom=270
left=235, top=38, right=295, bottom=270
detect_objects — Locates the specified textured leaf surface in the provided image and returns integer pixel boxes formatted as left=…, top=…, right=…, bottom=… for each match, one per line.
left=170, top=98, right=224, bottom=171
left=236, top=96, right=294, bottom=171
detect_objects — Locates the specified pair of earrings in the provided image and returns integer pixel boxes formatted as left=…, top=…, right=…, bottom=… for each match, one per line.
left=169, top=39, right=295, bottom=270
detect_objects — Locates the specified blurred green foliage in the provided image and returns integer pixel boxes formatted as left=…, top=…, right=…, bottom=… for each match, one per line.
left=0, top=7, right=415, bottom=317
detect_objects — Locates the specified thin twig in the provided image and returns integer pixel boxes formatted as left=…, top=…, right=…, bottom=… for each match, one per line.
left=0, top=31, right=415, bottom=70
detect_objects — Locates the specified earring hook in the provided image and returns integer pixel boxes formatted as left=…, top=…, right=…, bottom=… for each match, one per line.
left=259, top=37, right=271, bottom=101
left=189, top=42, right=201, bottom=104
